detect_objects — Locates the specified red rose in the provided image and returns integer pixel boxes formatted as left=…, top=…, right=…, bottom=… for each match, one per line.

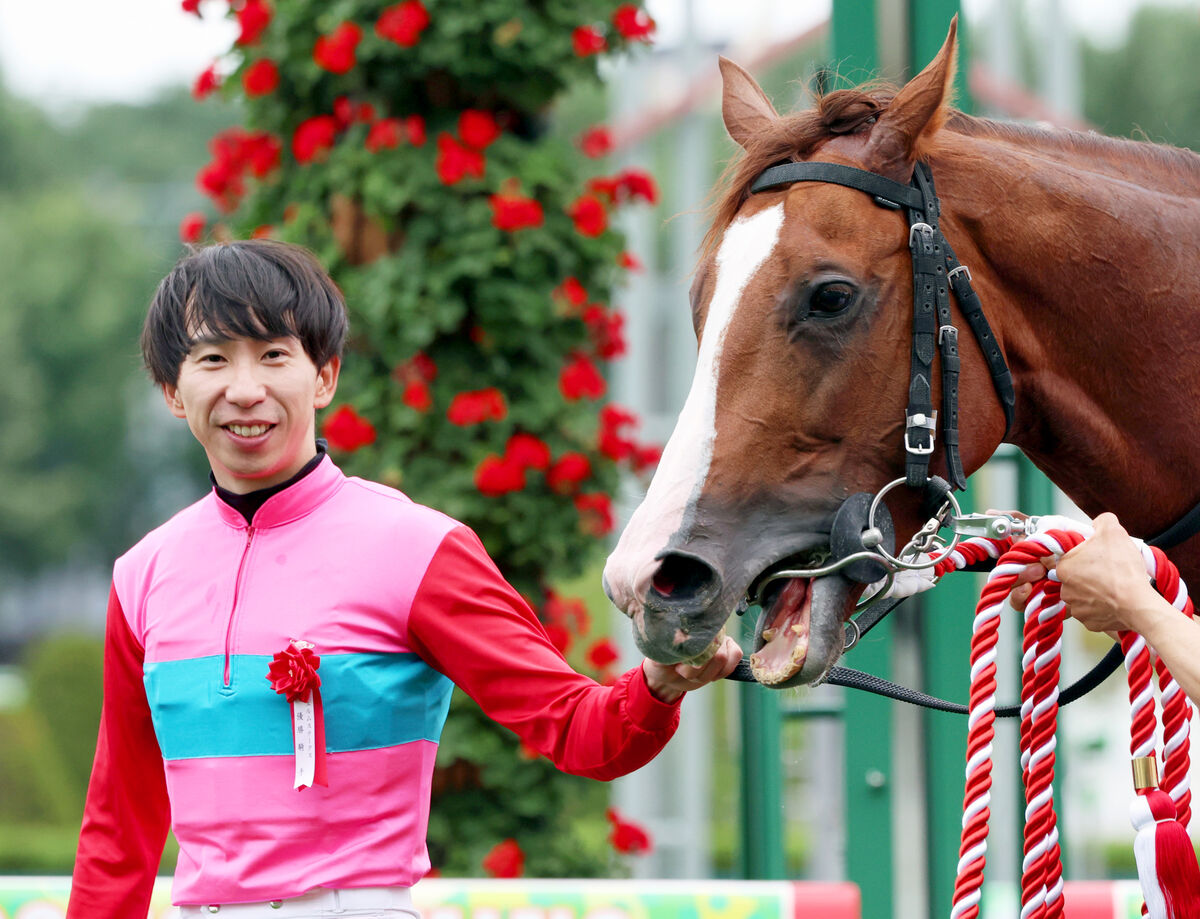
left=586, top=637, right=620, bottom=670
left=333, top=95, right=354, bottom=128
left=585, top=175, right=622, bottom=203
left=292, top=115, right=339, bottom=164
left=356, top=102, right=377, bottom=123
left=481, top=839, right=525, bottom=878
left=192, top=63, right=221, bottom=100
left=244, top=132, right=282, bottom=177
left=619, top=167, right=659, bottom=204
left=618, top=250, right=643, bottom=271
left=567, top=194, right=608, bottom=237
left=489, top=191, right=543, bottom=231
left=612, top=5, right=656, bottom=42
left=583, top=305, right=626, bottom=359
left=366, top=118, right=404, bottom=152
left=553, top=277, right=588, bottom=311
left=505, top=433, right=551, bottom=471
left=632, top=444, right=663, bottom=473
left=543, top=591, right=590, bottom=632
left=179, top=212, right=206, bottom=243
left=182, top=0, right=202, bottom=16
left=393, top=351, right=437, bottom=384
left=376, top=0, right=430, bottom=47
left=575, top=492, right=615, bottom=535
left=405, top=115, right=427, bottom=146
left=322, top=405, right=376, bottom=452
left=607, top=807, right=653, bottom=854
left=474, top=454, right=526, bottom=497
left=458, top=110, right=500, bottom=150
left=578, top=126, right=613, bottom=158
left=599, top=403, right=638, bottom=460
left=251, top=224, right=273, bottom=239
left=435, top=133, right=485, bottom=185
left=447, top=388, right=507, bottom=425
left=242, top=58, right=279, bottom=97
left=559, top=353, right=606, bottom=401
left=235, top=0, right=271, bottom=45
left=314, top=22, right=362, bottom=74
left=572, top=25, right=607, bottom=56
left=401, top=379, right=432, bottom=412
left=547, top=452, right=591, bottom=493
left=266, top=642, right=321, bottom=703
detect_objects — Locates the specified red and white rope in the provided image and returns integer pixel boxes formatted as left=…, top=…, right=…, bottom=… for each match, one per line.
left=941, top=527, right=1194, bottom=919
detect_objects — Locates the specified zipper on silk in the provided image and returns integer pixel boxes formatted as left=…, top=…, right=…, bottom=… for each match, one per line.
left=223, top=526, right=255, bottom=687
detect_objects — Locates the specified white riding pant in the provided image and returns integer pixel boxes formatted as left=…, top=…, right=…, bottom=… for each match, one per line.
left=177, top=885, right=417, bottom=918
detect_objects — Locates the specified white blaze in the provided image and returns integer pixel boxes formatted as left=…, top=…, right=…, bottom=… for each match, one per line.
left=605, top=203, right=786, bottom=607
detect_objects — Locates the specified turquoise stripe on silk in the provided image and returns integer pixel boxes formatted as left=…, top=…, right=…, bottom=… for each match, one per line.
left=144, top=652, right=453, bottom=761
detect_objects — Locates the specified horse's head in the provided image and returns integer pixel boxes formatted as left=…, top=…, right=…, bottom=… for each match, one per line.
left=604, top=20, right=1001, bottom=687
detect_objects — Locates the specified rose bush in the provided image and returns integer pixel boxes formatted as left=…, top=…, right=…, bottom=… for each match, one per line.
left=184, top=0, right=661, bottom=876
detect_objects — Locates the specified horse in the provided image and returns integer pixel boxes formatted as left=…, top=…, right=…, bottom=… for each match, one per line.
left=602, top=18, right=1200, bottom=689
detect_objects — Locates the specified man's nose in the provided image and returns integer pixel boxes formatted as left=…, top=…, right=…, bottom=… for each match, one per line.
left=224, top=362, right=267, bottom=404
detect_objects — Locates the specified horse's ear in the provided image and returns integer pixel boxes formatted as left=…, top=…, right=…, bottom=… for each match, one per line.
left=864, top=16, right=958, bottom=180
left=720, top=56, right=779, bottom=148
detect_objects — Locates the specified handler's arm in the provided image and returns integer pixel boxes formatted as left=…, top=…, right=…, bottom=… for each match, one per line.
left=1057, top=512, right=1200, bottom=707
left=67, top=585, right=170, bottom=919
left=406, top=526, right=736, bottom=780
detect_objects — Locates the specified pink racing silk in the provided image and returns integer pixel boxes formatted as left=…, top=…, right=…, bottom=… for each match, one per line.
left=68, top=457, right=680, bottom=916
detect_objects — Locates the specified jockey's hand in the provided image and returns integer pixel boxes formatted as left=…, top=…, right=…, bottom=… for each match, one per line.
left=641, top=636, right=743, bottom=703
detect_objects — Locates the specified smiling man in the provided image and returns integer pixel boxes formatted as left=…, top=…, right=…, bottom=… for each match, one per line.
left=68, top=240, right=741, bottom=919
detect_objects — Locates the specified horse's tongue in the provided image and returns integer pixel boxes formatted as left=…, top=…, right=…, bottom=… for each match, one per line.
left=749, top=578, right=811, bottom=685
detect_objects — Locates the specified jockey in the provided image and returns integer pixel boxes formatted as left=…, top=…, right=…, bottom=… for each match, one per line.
left=67, top=239, right=742, bottom=919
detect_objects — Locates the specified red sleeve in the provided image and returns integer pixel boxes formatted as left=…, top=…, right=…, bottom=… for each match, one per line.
left=67, top=584, right=171, bottom=919
left=406, top=526, right=680, bottom=781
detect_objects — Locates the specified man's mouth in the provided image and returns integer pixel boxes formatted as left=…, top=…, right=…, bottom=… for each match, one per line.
left=224, top=423, right=275, bottom=438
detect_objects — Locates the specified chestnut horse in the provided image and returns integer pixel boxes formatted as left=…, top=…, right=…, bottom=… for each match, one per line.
left=603, top=19, right=1200, bottom=688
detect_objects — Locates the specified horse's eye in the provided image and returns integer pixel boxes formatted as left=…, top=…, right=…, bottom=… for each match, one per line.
left=807, top=281, right=858, bottom=317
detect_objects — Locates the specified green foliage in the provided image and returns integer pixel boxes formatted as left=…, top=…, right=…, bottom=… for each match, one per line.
left=1081, top=6, right=1200, bottom=150
left=0, top=708, right=79, bottom=827
left=23, top=634, right=105, bottom=796
left=192, top=0, right=659, bottom=876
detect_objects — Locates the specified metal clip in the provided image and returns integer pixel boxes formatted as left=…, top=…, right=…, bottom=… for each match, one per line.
left=938, top=325, right=958, bottom=346
left=950, top=513, right=1034, bottom=540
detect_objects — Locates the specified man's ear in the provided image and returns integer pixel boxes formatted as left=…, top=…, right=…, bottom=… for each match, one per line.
left=314, top=356, right=341, bottom=409
left=163, top=383, right=187, bottom=419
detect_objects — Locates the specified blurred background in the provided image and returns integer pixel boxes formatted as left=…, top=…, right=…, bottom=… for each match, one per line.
left=3, top=0, right=1200, bottom=914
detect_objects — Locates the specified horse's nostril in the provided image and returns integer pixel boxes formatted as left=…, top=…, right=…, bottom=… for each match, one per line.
left=651, top=554, right=718, bottom=602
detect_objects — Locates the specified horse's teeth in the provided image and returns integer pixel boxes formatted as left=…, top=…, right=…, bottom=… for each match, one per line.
left=761, top=627, right=777, bottom=641
left=790, top=624, right=805, bottom=636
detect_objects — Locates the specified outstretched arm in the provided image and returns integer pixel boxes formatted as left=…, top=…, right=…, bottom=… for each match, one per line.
left=407, top=525, right=738, bottom=780
left=1057, top=512, right=1200, bottom=707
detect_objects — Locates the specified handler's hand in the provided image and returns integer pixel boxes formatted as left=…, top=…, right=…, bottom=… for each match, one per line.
left=641, top=636, right=743, bottom=704
left=1057, top=512, right=1155, bottom=635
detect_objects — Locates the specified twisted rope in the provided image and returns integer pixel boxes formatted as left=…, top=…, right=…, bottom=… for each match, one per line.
left=943, top=528, right=1193, bottom=919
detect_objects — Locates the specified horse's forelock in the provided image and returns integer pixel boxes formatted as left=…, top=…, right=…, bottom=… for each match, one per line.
left=701, top=83, right=900, bottom=260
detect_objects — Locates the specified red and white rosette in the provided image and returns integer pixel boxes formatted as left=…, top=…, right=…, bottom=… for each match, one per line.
left=266, top=639, right=328, bottom=790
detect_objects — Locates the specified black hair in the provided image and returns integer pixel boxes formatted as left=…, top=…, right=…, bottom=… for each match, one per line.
left=141, top=239, right=348, bottom=385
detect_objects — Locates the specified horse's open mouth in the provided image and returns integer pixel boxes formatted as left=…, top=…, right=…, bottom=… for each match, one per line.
left=749, top=575, right=814, bottom=685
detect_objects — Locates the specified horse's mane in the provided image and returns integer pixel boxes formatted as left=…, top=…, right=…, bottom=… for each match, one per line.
left=703, top=84, right=1200, bottom=258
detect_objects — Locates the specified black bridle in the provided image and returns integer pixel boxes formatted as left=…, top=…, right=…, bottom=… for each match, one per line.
left=750, top=159, right=1015, bottom=491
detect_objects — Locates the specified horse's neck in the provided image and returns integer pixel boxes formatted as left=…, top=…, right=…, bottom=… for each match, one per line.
left=936, top=133, right=1200, bottom=559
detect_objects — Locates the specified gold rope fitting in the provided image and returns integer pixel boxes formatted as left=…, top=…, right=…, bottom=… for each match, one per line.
left=1132, top=756, right=1160, bottom=791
